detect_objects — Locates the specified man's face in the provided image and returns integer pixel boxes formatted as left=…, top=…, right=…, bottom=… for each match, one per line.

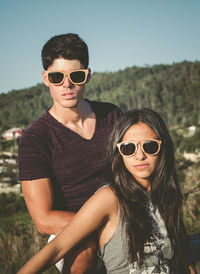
left=42, top=58, right=89, bottom=110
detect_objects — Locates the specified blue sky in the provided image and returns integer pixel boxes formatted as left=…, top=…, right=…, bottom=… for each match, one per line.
left=0, top=0, right=200, bottom=93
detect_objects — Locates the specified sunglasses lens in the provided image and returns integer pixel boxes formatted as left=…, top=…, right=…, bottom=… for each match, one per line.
left=143, top=141, right=159, bottom=154
left=70, top=71, right=86, bottom=84
left=48, top=72, right=64, bottom=84
left=120, top=142, right=136, bottom=156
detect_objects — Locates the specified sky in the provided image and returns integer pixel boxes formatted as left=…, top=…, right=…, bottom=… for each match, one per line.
left=0, top=0, right=200, bottom=94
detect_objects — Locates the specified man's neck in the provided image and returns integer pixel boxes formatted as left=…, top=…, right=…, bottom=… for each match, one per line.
left=49, top=100, right=92, bottom=126
left=49, top=99, right=96, bottom=140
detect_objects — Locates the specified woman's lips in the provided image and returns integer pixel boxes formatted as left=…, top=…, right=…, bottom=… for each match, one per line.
left=134, top=164, right=149, bottom=169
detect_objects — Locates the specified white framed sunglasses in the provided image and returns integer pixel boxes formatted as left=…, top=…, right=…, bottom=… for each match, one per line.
left=45, top=69, right=89, bottom=85
left=117, top=139, right=162, bottom=157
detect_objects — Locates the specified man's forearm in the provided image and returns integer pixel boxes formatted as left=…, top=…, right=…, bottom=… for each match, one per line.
left=35, top=210, right=75, bottom=235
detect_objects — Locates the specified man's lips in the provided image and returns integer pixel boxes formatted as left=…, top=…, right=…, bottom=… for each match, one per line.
left=61, top=92, right=75, bottom=99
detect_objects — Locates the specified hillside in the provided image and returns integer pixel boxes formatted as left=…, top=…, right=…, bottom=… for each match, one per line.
left=0, top=60, right=200, bottom=131
left=0, top=61, right=200, bottom=272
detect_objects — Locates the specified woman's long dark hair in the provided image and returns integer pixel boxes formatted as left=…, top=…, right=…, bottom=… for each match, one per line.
left=105, top=108, right=189, bottom=273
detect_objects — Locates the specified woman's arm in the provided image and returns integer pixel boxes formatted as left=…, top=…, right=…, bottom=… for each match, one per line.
left=17, top=187, right=117, bottom=274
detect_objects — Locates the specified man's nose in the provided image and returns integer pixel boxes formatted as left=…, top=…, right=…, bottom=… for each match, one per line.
left=63, top=75, right=73, bottom=87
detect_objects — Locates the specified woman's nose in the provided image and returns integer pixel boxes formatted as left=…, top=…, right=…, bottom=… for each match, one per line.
left=134, top=144, right=147, bottom=160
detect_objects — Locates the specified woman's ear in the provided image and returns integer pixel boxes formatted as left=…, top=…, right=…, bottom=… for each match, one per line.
left=42, top=71, right=50, bottom=87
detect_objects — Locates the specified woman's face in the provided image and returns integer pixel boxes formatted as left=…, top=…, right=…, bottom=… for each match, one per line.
left=120, top=122, right=160, bottom=191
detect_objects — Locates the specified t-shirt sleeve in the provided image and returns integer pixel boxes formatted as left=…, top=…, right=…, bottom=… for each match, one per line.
left=18, top=133, right=51, bottom=181
left=114, top=104, right=123, bottom=119
left=108, top=104, right=123, bottom=126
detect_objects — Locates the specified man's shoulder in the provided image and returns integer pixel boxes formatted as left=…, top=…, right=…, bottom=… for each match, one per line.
left=21, top=111, right=51, bottom=140
left=89, top=99, right=120, bottom=110
left=88, top=100, right=122, bottom=117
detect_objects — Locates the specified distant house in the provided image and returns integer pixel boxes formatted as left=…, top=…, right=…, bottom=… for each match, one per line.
left=183, top=152, right=200, bottom=162
left=2, top=127, right=23, bottom=140
left=184, top=126, right=196, bottom=138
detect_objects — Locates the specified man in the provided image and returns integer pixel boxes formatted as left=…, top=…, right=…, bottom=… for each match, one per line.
left=18, top=33, right=122, bottom=273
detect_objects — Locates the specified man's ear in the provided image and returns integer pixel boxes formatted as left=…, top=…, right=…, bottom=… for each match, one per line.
left=42, top=71, right=50, bottom=87
left=86, top=68, right=91, bottom=83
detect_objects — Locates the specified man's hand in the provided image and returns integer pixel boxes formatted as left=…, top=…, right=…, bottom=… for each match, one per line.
left=62, top=236, right=98, bottom=274
left=189, top=265, right=197, bottom=274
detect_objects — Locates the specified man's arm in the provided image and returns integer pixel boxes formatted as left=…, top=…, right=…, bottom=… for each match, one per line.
left=22, top=178, right=75, bottom=235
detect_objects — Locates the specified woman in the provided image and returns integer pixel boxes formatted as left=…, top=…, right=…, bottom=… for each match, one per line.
left=18, top=108, right=194, bottom=274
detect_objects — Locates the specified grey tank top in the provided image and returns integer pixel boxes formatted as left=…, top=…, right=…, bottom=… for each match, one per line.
left=98, top=202, right=174, bottom=274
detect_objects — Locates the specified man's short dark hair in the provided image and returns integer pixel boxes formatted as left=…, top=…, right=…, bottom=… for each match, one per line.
left=41, top=33, right=89, bottom=70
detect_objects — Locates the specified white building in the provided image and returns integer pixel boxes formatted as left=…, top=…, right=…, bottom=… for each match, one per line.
left=2, top=127, right=23, bottom=140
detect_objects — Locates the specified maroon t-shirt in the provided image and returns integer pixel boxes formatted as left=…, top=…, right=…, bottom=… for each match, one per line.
left=18, top=100, right=122, bottom=212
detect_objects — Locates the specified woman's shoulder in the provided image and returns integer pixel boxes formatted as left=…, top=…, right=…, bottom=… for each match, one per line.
left=79, top=185, right=118, bottom=223
left=93, top=185, right=118, bottom=211
left=96, top=185, right=117, bottom=197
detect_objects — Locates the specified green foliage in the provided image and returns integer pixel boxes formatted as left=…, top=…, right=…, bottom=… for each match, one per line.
left=179, top=130, right=200, bottom=153
left=0, top=193, right=26, bottom=217
left=86, top=61, right=200, bottom=127
left=0, top=193, right=58, bottom=273
left=180, top=160, right=200, bottom=234
left=0, top=84, right=52, bottom=130
left=0, top=61, right=200, bottom=130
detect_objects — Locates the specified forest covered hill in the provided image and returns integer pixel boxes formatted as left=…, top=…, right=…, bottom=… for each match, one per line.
left=0, top=60, right=200, bottom=131
left=0, top=61, right=200, bottom=272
